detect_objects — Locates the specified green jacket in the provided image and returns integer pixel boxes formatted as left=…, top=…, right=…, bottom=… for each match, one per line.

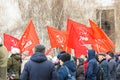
left=0, top=45, right=8, bottom=80
left=7, top=54, right=21, bottom=79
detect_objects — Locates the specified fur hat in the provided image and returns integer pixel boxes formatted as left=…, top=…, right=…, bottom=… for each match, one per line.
left=59, top=53, right=71, bottom=62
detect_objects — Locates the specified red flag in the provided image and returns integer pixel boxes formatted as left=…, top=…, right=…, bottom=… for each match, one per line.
left=89, top=19, right=115, bottom=49
left=92, top=39, right=113, bottom=53
left=47, top=26, right=68, bottom=51
left=67, top=25, right=82, bottom=48
left=4, top=33, right=19, bottom=51
left=19, top=20, right=39, bottom=53
left=74, top=45, right=88, bottom=58
left=67, top=19, right=95, bottom=46
left=28, top=50, right=33, bottom=56
left=45, top=48, right=52, bottom=55
left=66, top=19, right=73, bottom=33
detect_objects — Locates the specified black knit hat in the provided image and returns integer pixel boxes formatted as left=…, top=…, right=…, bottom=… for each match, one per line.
left=107, top=51, right=114, bottom=58
left=59, top=53, right=71, bottom=62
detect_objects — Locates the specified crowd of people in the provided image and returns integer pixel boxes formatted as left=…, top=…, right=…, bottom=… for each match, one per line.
left=0, top=37, right=120, bottom=80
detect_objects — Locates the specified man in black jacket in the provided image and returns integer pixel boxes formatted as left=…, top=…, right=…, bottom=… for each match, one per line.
left=20, top=44, right=57, bottom=80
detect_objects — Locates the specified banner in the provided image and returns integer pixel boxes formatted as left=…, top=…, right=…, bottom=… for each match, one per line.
left=4, top=33, right=19, bottom=51
left=47, top=26, right=68, bottom=52
left=19, top=20, right=39, bottom=53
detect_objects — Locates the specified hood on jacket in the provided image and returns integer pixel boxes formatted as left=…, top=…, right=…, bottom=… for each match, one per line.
left=88, top=49, right=96, bottom=61
left=31, top=52, right=47, bottom=63
left=64, top=60, right=76, bottom=72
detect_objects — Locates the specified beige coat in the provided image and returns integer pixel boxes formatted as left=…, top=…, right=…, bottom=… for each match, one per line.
left=0, top=45, right=8, bottom=80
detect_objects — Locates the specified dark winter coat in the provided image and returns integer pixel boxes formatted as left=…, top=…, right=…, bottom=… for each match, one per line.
left=116, top=61, right=120, bottom=80
left=76, top=63, right=84, bottom=80
left=0, top=45, right=8, bottom=80
left=7, top=54, right=21, bottom=79
left=57, top=60, right=76, bottom=80
left=99, top=59, right=109, bottom=80
left=108, top=58, right=116, bottom=80
left=20, top=52, right=57, bottom=80
left=85, top=50, right=99, bottom=80
left=116, top=60, right=120, bottom=68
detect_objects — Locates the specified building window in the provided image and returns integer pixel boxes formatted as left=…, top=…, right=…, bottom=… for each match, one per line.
left=96, top=9, right=115, bottom=42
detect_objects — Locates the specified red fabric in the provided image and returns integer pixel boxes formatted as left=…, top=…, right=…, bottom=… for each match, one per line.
left=4, top=33, right=19, bottom=51
left=67, top=19, right=91, bottom=56
left=89, top=19, right=115, bottom=49
left=67, top=25, right=80, bottom=48
left=92, top=39, right=113, bottom=53
left=45, top=48, right=52, bottom=55
left=67, top=19, right=95, bottom=48
left=74, top=45, right=88, bottom=58
left=84, top=61, right=88, bottom=75
left=66, top=47, right=71, bottom=54
left=28, top=50, right=34, bottom=56
left=19, top=20, right=39, bottom=53
left=67, top=19, right=95, bottom=45
left=47, top=26, right=70, bottom=52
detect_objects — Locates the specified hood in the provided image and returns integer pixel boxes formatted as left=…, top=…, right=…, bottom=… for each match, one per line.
left=63, top=60, right=76, bottom=72
left=31, top=52, right=47, bottom=63
left=88, top=49, right=96, bottom=61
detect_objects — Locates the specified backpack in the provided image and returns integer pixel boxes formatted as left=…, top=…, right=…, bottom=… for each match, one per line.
left=64, top=66, right=76, bottom=80
left=96, top=66, right=104, bottom=80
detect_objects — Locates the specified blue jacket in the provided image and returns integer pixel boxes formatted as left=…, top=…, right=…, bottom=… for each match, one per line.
left=108, top=58, right=116, bottom=80
left=85, top=50, right=99, bottom=80
left=20, top=52, right=57, bottom=80
left=99, top=59, right=109, bottom=80
left=57, top=60, right=76, bottom=80
left=116, top=60, right=120, bottom=80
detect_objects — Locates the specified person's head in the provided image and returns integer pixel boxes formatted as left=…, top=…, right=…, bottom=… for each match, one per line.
left=57, top=51, right=66, bottom=60
left=34, top=44, right=45, bottom=53
left=59, top=53, right=71, bottom=65
left=97, top=53, right=106, bottom=62
left=106, top=51, right=114, bottom=60
left=114, top=54, right=119, bottom=62
left=76, top=58, right=84, bottom=66
left=118, top=54, right=120, bottom=60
